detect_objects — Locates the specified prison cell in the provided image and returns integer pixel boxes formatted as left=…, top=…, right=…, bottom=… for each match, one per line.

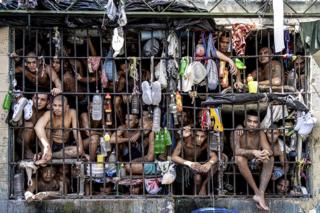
left=8, top=25, right=311, bottom=199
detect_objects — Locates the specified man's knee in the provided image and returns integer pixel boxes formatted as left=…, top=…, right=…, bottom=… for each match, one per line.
left=90, top=135, right=99, bottom=146
left=235, top=156, right=247, bottom=166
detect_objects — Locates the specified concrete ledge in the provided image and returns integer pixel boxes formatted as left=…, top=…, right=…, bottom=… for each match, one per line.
left=0, top=198, right=312, bottom=213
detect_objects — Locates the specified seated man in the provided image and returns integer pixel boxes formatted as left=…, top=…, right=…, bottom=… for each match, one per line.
left=231, top=110, right=274, bottom=210
left=172, top=129, right=219, bottom=195
left=34, top=95, right=84, bottom=166
left=109, top=114, right=143, bottom=162
left=124, top=113, right=155, bottom=175
left=251, top=47, right=283, bottom=86
left=24, top=166, right=62, bottom=202
left=266, top=124, right=288, bottom=180
left=16, top=93, right=48, bottom=159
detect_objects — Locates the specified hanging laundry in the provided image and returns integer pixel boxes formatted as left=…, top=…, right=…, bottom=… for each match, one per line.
left=300, top=20, right=320, bottom=54
left=231, top=23, right=255, bottom=56
left=260, top=105, right=288, bottom=129
left=273, top=0, right=285, bottom=53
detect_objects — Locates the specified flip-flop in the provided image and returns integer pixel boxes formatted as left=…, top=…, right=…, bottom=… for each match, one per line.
left=12, top=97, right=28, bottom=122
left=23, top=100, right=33, bottom=120
left=151, top=81, right=162, bottom=105
left=141, top=81, right=152, bottom=105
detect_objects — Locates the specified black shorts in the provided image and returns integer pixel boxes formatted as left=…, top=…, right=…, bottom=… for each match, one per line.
left=52, top=141, right=75, bottom=152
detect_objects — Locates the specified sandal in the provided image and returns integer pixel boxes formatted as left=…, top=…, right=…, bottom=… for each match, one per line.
left=151, top=81, right=162, bottom=106
left=141, top=81, right=152, bottom=105
left=23, top=100, right=33, bottom=120
left=12, top=97, right=27, bottom=122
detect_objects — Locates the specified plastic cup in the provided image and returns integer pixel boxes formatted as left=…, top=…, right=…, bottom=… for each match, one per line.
left=248, top=81, right=258, bottom=93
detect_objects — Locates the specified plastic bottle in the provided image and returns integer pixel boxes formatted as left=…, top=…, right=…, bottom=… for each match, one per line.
left=160, top=130, right=165, bottom=154
left=152, top=106, right=161, bottom=132
left=154, top=132, right=161, bottom=154
left=104, top=93, right=112, bottom=126
left=287, top=69, right=296, bottom=87
left=106, top=151, right=117, bottom=177
left=99, top=137, right=108, bottom=157
left=2, top=91, right=12, bottom=110
left=103, top=133, right=112, bottom=153
left=92, top=91, right=102, bottom=121
left=131, top=94, right=139, bottom=114
left=175, top=91, right=183, bottom=112
left=169, top=94, right=178, bottom=125
left=164, top=127, right=172, bottom=146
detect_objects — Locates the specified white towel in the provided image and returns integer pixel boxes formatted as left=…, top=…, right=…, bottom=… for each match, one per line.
left=273, top=0, right=285, bottom=53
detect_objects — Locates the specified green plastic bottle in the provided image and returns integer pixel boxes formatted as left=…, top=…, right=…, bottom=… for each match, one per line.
left=154, top=132, right=161, bottom=154
left=2, top=91, right=12, bottom=110
left=160, top=130, right=166, bottom=154
left=164, top=127, right=172, bottom=146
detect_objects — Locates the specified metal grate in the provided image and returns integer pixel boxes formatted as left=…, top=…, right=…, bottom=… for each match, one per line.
left=8, top=25, right=311, bottom=199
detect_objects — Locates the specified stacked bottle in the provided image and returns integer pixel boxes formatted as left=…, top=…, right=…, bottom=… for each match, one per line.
left=104, top=93, right=112, bottom=126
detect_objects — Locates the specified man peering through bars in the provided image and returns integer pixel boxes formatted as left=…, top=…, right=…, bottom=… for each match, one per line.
left=34, top=95, right=84, bottom=166
left=172, top=129, right=223, bottom=195
left=250, top=47, right=283, bottom=86
left=16, top=93, right=49, bottom=159
left=13, top=52, right=62, bottom=96
left=231, top=110, right=274, bottom=211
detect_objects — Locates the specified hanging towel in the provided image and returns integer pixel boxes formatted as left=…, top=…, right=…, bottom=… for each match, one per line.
left=300, top=20, right=320, bottom=54
left=231, top=23, right=255, bottom=56
left=261, top=105, right=288, bottom=129
left=273, top=0, right=285, bottom=53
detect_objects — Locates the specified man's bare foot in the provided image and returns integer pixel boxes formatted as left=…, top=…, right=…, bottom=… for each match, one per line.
left=34, top=158, right=48, bottom=167
left=253, top=194, right=270, bottom=211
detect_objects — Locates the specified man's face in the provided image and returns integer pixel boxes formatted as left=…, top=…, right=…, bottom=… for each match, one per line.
left=245, top=115, right=259, bottom=132
left=52, top=58, right=61, bottom=73
left=266, top=129, right=280, bottom=143
left=125, top=114, right=138, bottom=128
left=294, top=57, right=305, bottom=73
left=276, top=179, right=289, bottom=194
left=219, top=36, right=230, bottom=54
left=194, top=131, right=207, bottom=146
left=32, top=94, right=48, bottom=110
left=130, top=185, right=141, bottom=195
left=259, top=47, right=271, bottom=64
left=25, top=57, right=38, bottom=72
left=52, top=98, right=68, bottom=116
left=42, top=168, right=56, bottom=183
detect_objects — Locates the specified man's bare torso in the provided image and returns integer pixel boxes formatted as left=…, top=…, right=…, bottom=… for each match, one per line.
left=46, top=113, right=72, bottom=144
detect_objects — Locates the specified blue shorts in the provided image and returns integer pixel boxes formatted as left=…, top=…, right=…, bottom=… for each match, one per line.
left=143, top=163, right=160, bottom=175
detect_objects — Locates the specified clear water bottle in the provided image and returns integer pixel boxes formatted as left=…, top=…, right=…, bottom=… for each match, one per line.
left=100, top=137, right=108, bottom=157
left=169, top=94, right=178, bottom=125
left=92, top=91, right=102, bottom=121
left=152, top=106, right=161, bottom=132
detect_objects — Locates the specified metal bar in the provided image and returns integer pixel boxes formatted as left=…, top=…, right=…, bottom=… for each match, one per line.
left=0, top=10, right=320, bottom=18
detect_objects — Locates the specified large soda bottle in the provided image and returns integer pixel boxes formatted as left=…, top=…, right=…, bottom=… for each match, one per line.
left=92, top=91, right=102, bottom=121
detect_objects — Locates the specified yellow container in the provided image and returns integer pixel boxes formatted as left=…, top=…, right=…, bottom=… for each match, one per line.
left=97, top=154, right=105, bottom=163
left=248, top=81, right=258, bottom=93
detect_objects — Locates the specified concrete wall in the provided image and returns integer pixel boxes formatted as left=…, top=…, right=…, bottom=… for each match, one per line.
left=0, top=27, right=10, bottom=200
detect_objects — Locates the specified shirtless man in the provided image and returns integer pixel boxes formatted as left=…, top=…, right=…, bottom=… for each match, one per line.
left=16, top=93, right=48, bottom=159
left=34, top=95, right=84, bottom=166
left=14, top=52, right=62, bottom=95
left=172, top=129, right=218, bottom=195
left=265, top=124, right=288, bottom=180
left=251, top=47, right=283, bottom=86
left=109, top=114, right=143, bottom=161
left=232, top=110, right=274, bottom=210
left=124, top=113, right=155, bottom=175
